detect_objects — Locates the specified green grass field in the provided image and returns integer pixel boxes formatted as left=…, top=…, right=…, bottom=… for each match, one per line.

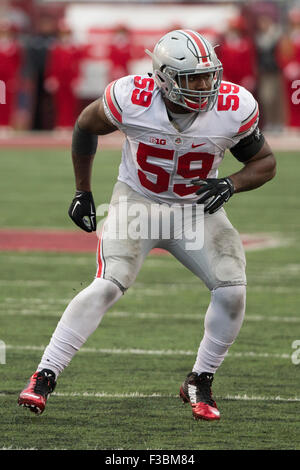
left=0, top=147, right=299, bottom=451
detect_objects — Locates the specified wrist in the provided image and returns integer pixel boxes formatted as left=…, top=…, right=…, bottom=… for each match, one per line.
left=75, top=189, right=92, bottom=197
left=75, top=186, right=92, bottom=193
left=225, top=176, right=236, bottom=195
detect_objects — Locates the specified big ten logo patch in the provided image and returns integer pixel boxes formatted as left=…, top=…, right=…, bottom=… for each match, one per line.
left=149, top=137, right=167, bottom=145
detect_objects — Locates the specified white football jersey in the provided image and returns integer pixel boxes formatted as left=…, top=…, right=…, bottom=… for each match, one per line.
left=103, top=74, right=259, bottom=205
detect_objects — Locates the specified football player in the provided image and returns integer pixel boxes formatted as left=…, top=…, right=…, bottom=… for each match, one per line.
left=18, top=30, right=276, bottom=421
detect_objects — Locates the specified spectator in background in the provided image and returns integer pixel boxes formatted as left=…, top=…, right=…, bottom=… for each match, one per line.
left=44, top=20, right=82, bottom=130
left=254, top=14, right=283, bottom=131
left=277, top=8, right=300, bottom=130
left=218, top=16, right=257, bottom=95
left=107, top=24, right=133, bottom=81
left=0, top=20, right=23, bottom=129
left=24, top=14, right=57, bottom=130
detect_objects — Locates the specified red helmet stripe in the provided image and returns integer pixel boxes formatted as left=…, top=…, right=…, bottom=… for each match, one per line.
left=182, top=30, right=209, bottom=63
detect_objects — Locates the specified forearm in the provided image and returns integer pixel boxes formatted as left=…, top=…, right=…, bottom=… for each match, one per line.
left=68, top=98, right=117, bottom=232
left=71, top=152, right=95, bottom=192
left=70, top=99, right=117, bottom=192
left=71, top=120, right=98, bottom=192
left=229, top=153, right=276, bottom=193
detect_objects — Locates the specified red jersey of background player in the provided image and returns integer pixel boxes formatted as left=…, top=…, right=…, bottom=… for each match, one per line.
left=44, top=21, right=82, bottom=129
left=0, top=21, right=22, bottom=127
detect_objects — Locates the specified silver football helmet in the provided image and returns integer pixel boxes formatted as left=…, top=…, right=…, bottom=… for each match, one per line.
left=146, top=29, right=223, bottom=112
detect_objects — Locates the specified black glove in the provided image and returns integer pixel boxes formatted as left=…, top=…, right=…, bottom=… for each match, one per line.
left=68, top=190, right=96, bottom=232
left=193, top=177, right=235, bottom=214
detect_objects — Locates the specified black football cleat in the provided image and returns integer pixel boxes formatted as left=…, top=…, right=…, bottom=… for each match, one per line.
left=18, top=369, right=56, bottom=415
left=180, top=371, right=220, bottom=420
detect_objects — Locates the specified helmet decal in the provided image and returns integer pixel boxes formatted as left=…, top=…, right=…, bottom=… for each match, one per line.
left=180, top=30, right=210, bottom=64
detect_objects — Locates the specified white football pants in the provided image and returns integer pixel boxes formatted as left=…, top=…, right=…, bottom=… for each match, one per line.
left=37, top=181, right=247, bottom=378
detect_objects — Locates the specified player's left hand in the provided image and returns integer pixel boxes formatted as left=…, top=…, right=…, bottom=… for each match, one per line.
left=68, top=190, right=96, bottom=232
left=192, top=177, right=235, bottom=214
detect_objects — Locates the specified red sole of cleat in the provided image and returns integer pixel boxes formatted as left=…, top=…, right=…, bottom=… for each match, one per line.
left=192, top=412, right=220, bottom=421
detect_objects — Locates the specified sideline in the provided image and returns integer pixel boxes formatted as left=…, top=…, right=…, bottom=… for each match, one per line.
left=0, top=130, right=299, bottom=150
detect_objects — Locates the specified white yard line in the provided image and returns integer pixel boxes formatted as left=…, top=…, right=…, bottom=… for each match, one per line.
left=1, top=303, right=299, bottom=323
left=53, top=392, right=300, bottom=402
left=0, top=279, right=299, bottom=292
left=0, top=390, right=299, bottom=402
left=0, top=280, right=87, bottom=287
left=5, top=344, right=292, bottom=359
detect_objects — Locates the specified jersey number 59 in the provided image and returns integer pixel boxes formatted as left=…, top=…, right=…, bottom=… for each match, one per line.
left=131, top=76, right=154, bottom=108
left=217, top=83, right=240, bottom=111
left=137, top=143, right=214, bottom=196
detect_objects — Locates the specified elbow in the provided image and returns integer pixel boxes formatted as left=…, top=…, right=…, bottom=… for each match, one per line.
left=262, top=153, right=276, bottom=183
left=268, top=154, right=277, bottom=181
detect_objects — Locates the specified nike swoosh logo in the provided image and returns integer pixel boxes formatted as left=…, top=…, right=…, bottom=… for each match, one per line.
left=72, top=200, right=81, bottom=216
left=210, top=408, right=220, bottom=416
left=192, top=143, right=205, bottom=148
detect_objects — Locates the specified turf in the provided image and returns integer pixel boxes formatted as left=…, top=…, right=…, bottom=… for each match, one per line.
left=0, top=147, right=299, bottom=450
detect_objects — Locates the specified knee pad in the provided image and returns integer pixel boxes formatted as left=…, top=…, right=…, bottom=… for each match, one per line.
left=204, top=285, right=246, bottom=344
left=87, top=277, right=123, bottom=308
left=212, top=285, right=246, bottom=320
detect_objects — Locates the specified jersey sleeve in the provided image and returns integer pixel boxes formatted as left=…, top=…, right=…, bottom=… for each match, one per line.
left=231, top=86, right=260, bottom=146
left=103, top=76, right=131, bottom=128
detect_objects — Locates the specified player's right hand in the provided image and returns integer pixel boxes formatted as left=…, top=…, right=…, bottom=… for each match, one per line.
left=68, top=190, right=96, bottom=233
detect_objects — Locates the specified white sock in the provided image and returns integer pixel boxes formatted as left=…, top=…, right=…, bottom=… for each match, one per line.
left=193, top=285, right=246, bottom=375
left=37, top=321, right=86, bottom=378
left=37, top=278, right=122, bottom=377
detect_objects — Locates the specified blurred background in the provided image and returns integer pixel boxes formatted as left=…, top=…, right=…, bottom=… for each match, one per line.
left=1, top=3, right=300, bottom=450
left=0, top=0, right=300, bottom=135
